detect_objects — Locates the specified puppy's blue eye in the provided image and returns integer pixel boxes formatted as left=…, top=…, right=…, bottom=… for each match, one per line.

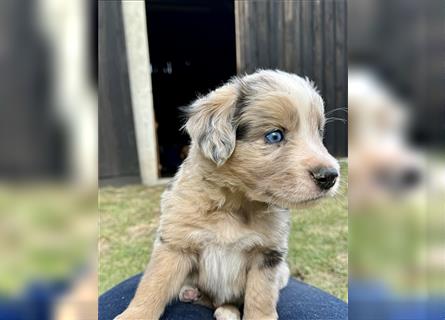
left=265, top=130, right=284, bottom=144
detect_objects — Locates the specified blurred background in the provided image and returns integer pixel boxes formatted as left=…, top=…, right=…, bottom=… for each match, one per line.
left=349, top=0, right=445, bottom=319
left=0, top=0, right=97, bottom=319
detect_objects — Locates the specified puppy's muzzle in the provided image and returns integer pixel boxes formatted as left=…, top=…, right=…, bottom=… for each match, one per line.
left=310, top=167, right=339, bottom=190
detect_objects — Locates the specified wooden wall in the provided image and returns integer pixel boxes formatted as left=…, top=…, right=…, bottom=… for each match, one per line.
left=99, top=0, right=140, bottom=180
left=235, top=0, right=348, bottom=156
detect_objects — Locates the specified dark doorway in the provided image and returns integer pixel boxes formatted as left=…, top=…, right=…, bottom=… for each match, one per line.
left=145, top=0, right=237, bottom=177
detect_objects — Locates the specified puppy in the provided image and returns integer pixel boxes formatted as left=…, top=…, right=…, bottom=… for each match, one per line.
left=115, top=70, right=340, bottom=320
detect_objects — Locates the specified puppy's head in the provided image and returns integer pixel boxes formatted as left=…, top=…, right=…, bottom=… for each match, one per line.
left=185, top=70, right=339, bottom=207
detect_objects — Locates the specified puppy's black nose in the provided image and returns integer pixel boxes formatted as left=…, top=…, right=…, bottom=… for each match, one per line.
left=311, top=167, right=339, bottom=190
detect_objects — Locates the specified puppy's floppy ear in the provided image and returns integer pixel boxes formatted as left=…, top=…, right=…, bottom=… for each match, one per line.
left=184, top=83, right=238, bottom=166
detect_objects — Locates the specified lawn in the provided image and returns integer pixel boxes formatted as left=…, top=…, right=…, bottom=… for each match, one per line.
left=99, top=161, right=348, bottom=301
left=0, top=186, right=96, bottom=295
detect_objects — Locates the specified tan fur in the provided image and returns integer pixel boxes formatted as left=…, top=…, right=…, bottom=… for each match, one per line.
left=115, top=70, right=339, bottom=320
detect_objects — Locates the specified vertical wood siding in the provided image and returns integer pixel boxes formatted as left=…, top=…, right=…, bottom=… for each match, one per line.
left=99, top=1, right=140, bottom=179
left=235, top=0, right=347, bottom=156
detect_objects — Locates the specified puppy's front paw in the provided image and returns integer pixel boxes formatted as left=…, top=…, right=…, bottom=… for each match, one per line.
left=179, top=285, right=201, bottom=302
left=214, top=305, right=241, bottom=320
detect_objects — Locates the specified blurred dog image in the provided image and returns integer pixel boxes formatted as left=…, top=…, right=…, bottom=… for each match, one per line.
left=348, top=68, right=424, bottom=207
left=115, top=70, right=340, bottom=320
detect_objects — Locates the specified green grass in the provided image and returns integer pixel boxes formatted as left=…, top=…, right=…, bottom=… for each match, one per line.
left=99, top=162, right=348, bottom=301
left=288, top=162, right=348, bottom=301
left=0, top=186, right=95, bottom=294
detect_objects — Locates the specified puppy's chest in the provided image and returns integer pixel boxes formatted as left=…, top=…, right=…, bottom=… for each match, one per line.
left=195, top=222, right=272, bottom=305
left=198, top=243, right=249, bottom=305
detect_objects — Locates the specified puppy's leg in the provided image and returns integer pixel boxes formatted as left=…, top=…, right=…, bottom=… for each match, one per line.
left=214, top=304, right=241, bottom=320
left=114, top=247, right=193, bottom=320
left=243, top=257, right=283, bottom=320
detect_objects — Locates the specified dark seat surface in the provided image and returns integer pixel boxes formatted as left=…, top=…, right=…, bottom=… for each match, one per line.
left=99, top=274, right=347, bottom=320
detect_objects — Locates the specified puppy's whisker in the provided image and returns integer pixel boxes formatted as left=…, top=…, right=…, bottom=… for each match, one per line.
left=325, top=107, right=348, bottom=116
left=325, top=117, right=347, bottom=124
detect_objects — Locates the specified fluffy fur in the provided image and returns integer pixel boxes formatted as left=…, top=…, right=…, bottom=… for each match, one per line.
left=115, top=70, right=339, bottom=320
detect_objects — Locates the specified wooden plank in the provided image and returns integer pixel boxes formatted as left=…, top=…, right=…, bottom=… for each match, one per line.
left=274, top=1, right=284, bottom=70
left=99, top=0, right=140, bottom=178
left=266, top=1, right=284, bottom=70
left=295, top=1, right=302, bottom=74
left=246, top=1, right=256, bottom=73
left=235, top=1, right=243, bottom=73
left=99, top=1, right=119, bottom=178
left=334, top=0, right=347, bottom=155
left=312, top=0, right=324, bottom=93
left=255, top=1, right=270, bottom=69
left=283, top=1, right=295, bottom=71
left=236, top=1, right=250, bottom=74
left=301, top=1, right=314, bottom=77
left=268, top=1, right=278, bottom=69
left=323, top=0, right=336, bottom=155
